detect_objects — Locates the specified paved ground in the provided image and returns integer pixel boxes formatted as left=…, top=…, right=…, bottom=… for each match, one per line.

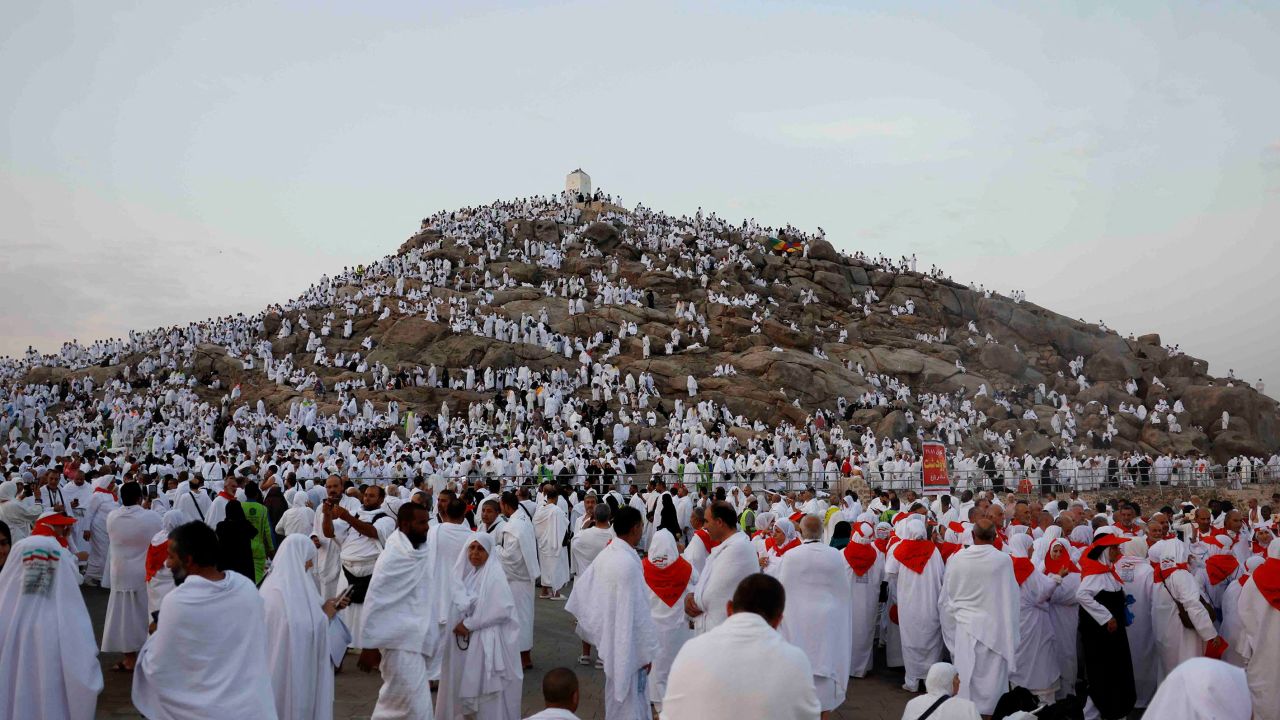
left=87, top=583, right=914, bottom=719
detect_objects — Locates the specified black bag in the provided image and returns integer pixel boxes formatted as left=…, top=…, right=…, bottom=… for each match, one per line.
left=342, top=567, right=375, bottom=604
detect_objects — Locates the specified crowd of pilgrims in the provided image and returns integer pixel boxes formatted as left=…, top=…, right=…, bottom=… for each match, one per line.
left=1, top=191, right=1279, bottom=719
left=1, top=455, right=1277, bottom=720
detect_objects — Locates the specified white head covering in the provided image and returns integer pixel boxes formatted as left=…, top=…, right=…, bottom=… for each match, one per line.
left=276, top=492, right=317, bottom=538
left=923, top=661, right=958, bottom=696
left=773, top=518, right=797, bottom=545
left=898, top=517, right=927, bottom=541
left=1269, top=537, right=1280, bottom=559
left=754, top=511, right=776, bottom=533
left=0, top=481, right=17, bottom=503
left=1152, top=538, right=1189, bottom=571
left=1143, top=657, right=1251, bottom=720
left=260, top=535, right=320, bottom=609
left=1069, top=525, right=1093, bottom=545
left=448, top=532, right=519, bottom=713
left=1031, top=525, right=1062, bottom=566
left=151, top=509, right=189, bottom=546
left=0, top=534, right=103, bottom=712
left=258, top=533, right=326, bottom=707
left=1008, top=533, right=1034, bottom=559
left=851, top=521, right=875, bottom=545
left=648, top=529, right=680, bottom=569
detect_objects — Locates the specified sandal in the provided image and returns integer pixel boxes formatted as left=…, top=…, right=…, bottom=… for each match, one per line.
left=578, top=654, right=591, bottom=665
left=111, top=661, right=133, bottom=673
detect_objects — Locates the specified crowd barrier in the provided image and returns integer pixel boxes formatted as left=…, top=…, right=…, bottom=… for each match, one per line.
left=328, top=465, right=1278, bottom=497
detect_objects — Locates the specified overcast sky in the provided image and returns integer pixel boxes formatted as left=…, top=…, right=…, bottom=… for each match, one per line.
left=3, top=1, right=1277, bottom=393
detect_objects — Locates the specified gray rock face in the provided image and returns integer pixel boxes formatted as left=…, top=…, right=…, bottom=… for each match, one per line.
left=28, top=199, right=1278, bottom=465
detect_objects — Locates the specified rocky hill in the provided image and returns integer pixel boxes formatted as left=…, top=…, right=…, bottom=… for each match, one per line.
left=21, top=197, right=1280, bottom=463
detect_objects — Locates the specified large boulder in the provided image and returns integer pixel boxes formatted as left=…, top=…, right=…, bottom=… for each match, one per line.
left=378, top=316, right=448, bottom=353
left=582, top=221, right=623, bottom=252
left=876, top=410, right=910, bottom=440
left=813, top=270, right=851, bottom=300
left=807, top=238, right=840, bottom=262
left=979, top=343, right=1027, bottom=378
left=1084, top=351, right=1140, bottom=382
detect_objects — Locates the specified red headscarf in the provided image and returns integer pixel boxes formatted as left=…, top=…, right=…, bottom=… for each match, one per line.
left=1012, top=556, right=1035, bottom=586
left=32, top=514, right=76, bottom=548
left=892, top=539, right=937, bottom=574
left=1079, top=533, right=1127, bottom=583
left=1205, top=555, right=1240, bottom=586
left=1080, top=557, right=1122, bottom=583
left=843, top=525, right=879, bottom=577
left=774, top=537, right=801, bottom=557
left=1251, top=557, right=1280, bottom=612
left=146, top=541, right=170, bottom=583
left=643, top=556, right=693, bottom=607
left=1151, top=561, right=1188, bottom=584
left=1043, top=550, right=1079, bottom=576
left=937, top=542, right=963, bottom=563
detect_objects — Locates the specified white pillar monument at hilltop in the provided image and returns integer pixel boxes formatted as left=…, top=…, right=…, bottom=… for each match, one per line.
left=566, top=168, right=591, bottom=199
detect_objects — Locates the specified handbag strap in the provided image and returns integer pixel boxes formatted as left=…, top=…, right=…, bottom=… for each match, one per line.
left=917, top=694, right=951, bottom=720
left=1163, top=575, right=1196, bottom=627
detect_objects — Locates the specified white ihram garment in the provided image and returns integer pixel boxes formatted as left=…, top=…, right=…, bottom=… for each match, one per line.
left=0, top=535, right=104, bottom=720
left=497, top=511, right=539, bottom=652
left=844, top=529, right=884, bottom=677
left=941, top=544, right=1020, bottom=716
left=102, top=504, right=162, bottom=653
left=533, top=500, right=570, bottom=592
left=1237, top=539, right=1280, bottom=720
left=642, top=530, right=696, bottom=710
left=567, top=538, right=660, bottom=720
left=436, top=534, right=523, bottom=720
left=1149, top=540, right=1216, bottom=684
left=361, top=529, right=434, bottom=720
left=690, top=531, right=758, bottom=634
left=885, top=520, right=945, bottom=688
left=660, top=612, right=820, bottom=720
left=776, top=540, right=853, bottom=711
left=260, top=536, right=333, bottom=720
left=132, top=572, right=278, bottom=720
left=424, top=521, right=474, bottom=679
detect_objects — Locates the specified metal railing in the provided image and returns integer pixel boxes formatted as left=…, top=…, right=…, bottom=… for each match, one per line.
left=302, top=465, right=1278, bottom=496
